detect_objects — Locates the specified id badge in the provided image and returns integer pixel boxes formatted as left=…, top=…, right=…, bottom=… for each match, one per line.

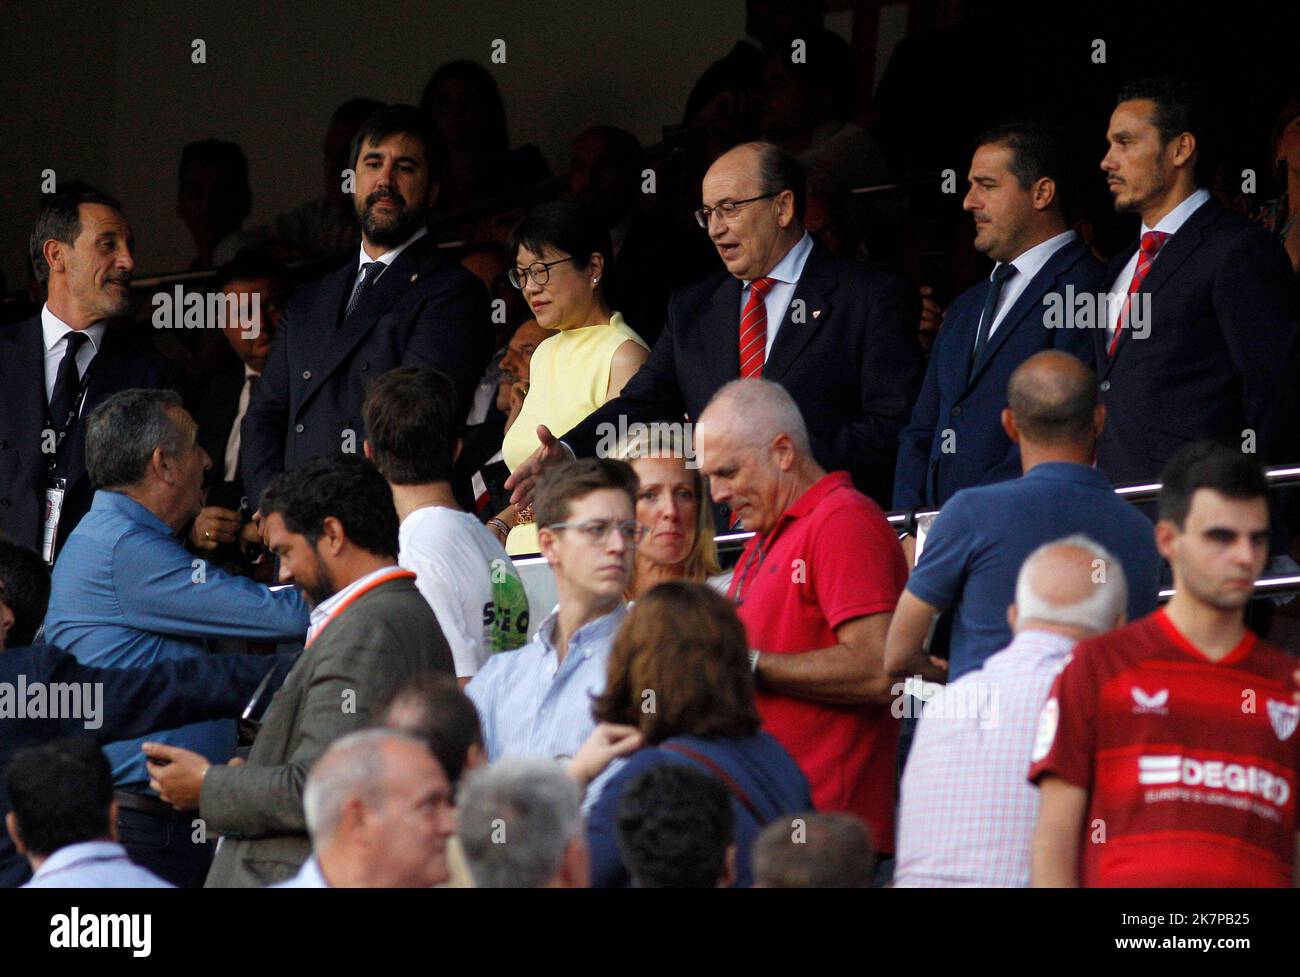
left=41, top=480, right=66, bottom=565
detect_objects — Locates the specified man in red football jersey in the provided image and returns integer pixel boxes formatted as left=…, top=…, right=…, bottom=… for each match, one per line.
left=1030, top=441, right=1300, bottom=887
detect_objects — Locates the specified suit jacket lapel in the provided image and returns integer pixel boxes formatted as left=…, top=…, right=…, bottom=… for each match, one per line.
left=968, top=239, right=1081, bottom=387
left=303, top=236, right=439, bottom=403
left=705, top=274, right=743, bottom=393
left=763, top=242, right=834, bottom=382
left=1098, top=246, right=1135, bottom=376
left=4, top=317, right=47, bottom=460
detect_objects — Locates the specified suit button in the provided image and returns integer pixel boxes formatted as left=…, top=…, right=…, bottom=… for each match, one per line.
left=0, top=499, right=9, bottom=508
left=951, top=406, right=962, bottom=417
left=302, top=370, right=312, bottom=380
left=295, top=423, right=304, bottom=433
left=0, top=440, right=7, bottom=449
left=360, top=361, right=369, bottom=372
left=1099, top=380, right=1111, bottom=392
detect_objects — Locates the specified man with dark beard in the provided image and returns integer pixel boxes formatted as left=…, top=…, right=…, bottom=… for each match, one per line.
left=240, top=104, right=492, bottom=515
left=142, top=455, right=455, bottom=887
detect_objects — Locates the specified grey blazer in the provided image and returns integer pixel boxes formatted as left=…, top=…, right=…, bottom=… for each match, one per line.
left=202, top=575, right=453, bottom=888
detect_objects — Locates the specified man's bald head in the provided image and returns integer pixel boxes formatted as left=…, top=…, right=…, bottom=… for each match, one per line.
left=1013, top=535, right=1127, bottom=636
left=699, top=378, right=811, bottom=458
left=1006, top=350, right=1099, bottom=447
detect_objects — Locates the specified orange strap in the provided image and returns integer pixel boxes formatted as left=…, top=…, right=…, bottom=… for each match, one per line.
left=304, top=569, right=416, bottom=647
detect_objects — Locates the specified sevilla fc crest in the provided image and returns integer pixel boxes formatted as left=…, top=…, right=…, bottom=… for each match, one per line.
left=1267, top=699, right=1300, bottom=742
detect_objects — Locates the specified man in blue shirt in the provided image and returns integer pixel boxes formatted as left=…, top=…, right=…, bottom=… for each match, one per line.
left=885, top=350, right=1162, bottom=684
left=44, top=389, right=309, bottom=887
left=467, top=458, right=639, bottom=762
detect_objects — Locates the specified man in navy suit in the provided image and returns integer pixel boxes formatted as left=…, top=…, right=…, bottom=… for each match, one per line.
left=894, top=123, right=1101, bottom=543
left=0, top=190, right=179, bottom=563
left=241, top=105, right=492, bottom=512
left=1095, top=77, right=1299, bottom=486
left=506, top=141, right=922, bottom=509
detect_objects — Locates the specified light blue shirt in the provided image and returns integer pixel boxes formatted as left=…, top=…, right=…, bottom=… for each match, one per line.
left=45, top=490, right=309, bottom=789
left=738, top=231, right=815, bottom=359
left=466, top=603, right=627, bottom=761
left=24, top=841, right=172, bottom=888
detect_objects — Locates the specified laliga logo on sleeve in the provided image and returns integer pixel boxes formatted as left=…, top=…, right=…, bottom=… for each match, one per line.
left=1131, top=687, right=1168, bottom=715
left=1267, top=700, right=1300, bottom=742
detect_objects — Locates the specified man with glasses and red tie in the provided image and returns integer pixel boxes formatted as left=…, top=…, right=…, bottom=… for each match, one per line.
left=467, top=458, right=644, bottom=768
left=697, top=379, right=908, bottom=882
left=505, top=141, right=921, bottom=514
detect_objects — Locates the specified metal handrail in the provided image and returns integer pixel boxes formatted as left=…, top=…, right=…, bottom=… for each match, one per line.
left=708, top=462, right=1300, bottom=601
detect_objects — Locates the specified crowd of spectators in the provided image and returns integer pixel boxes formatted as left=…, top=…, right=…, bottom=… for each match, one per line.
left=2, top=1, right=1300, bottom=890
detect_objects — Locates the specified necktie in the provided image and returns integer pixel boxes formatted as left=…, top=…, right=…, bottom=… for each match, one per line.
left=970, top=263, right=1017, bottom=377
left=345, top=261, right=386, bottom=321
left=1108, top=230, right=1168, bottom=358
left=738, top=277, right=776, bottom=379
left=49, top=331, right=89, bottom=434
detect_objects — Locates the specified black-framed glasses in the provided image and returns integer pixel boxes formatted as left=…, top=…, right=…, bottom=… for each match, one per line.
left=693, top=191, right=782, bottom=228
left=546, top=518, right=646, bottom=545
left=508, top=255, right=578, bottom=289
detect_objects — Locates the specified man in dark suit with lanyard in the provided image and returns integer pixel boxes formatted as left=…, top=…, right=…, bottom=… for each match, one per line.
left=0, top=189, right=177, bottom=564
left=506, top=140, right=922, bottom=512
left=240, top=104, right=493, bottom=515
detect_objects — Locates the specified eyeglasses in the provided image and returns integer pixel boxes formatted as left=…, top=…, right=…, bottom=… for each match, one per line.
left=508, top=255, right=577, bottom=289
left=693, top=191, right=782, bottom=228
left=545, top=519, right=646, bottom=545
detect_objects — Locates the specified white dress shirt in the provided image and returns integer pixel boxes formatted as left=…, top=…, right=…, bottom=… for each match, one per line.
left=23, top=840, right=172, bottom=888
left=737, top=231, right=815, bottom=360
left=1104, top=187, right=1212, bottom=344
left=307, top=564, right=404, bottom=644
left=978, top=229, right=1077, bottom=347
left=346, top=225, right=428, bottom=311
left=41, top=304, right=106, bottom=407
left=223, top=364, right=260, bottom=482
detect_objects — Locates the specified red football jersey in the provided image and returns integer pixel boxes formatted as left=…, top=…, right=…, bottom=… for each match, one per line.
left=1029, top=609, right=1300, bottom=887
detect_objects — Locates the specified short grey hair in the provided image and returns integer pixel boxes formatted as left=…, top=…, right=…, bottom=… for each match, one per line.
left=303, top=728, right=424, bottom=844
left=700, top=378, right=811, bottom=456
left=85, top=388, right=188, bottom=490
left=457, top=757, right=582, bottom=888
left=1014, top=534, right=1127, bottom=633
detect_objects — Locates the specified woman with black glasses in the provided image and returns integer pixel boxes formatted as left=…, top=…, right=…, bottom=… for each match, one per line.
left=494, top=200, right=649, bottom=555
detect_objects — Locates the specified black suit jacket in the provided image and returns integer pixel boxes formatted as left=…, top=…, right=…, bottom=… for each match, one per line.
left=240, top=234, right=492, bottom=509
left=1094, top=198, right=1300, bottom=485
left=563, top=240, right=923, bottom=505
left=0, top=316, right=178, bottom=559
left=894, top=237, right=1103, bottom=510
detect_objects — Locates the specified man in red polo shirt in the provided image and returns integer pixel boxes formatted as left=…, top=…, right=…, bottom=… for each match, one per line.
left=698, top=379, right=907, bottom=859
left=1031, top=442, right=1300, bottom=887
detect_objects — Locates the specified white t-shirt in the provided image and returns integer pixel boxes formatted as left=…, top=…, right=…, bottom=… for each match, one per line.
left=398, top=507, right=530, bottom=677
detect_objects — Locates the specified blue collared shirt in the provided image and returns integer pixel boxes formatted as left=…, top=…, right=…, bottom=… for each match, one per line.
left=906, top=462, right=1162, bottom=680
left=272, top=855, right=329, bottom=888
left=45, top=490, right=309, bottom=789
left=466, top=603, right=627, bottom=761
left=23, top=841, right=172, bottom=888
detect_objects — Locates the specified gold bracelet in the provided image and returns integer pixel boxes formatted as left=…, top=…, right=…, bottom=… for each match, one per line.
left=514, top=502, right=535, bottom=526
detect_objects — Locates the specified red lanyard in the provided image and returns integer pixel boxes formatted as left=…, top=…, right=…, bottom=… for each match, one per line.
left=305, top=569, right=415, bottom=647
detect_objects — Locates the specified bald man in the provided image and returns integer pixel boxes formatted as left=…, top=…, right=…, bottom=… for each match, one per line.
left=698, top=378, right=908, bottom=867
left=895, top=536, right=1128, bottom=887
left=885, top=350, right=1161, bottom=684
left=275, top=729, right=457, bottom=888
left=507, top=140, right=921, bottom=510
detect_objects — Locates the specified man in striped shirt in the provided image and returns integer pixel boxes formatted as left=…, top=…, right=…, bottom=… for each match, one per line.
left=894, top=535, right=1128, bottom=886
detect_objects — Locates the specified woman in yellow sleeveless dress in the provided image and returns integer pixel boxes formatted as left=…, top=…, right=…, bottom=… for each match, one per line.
left=493, top=201, right=650, bottom=554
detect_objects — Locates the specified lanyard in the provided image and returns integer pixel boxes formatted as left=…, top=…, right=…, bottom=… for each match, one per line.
left=45, top=361, right=95, bottom=478
left=305, top=569, right=415, bottom=647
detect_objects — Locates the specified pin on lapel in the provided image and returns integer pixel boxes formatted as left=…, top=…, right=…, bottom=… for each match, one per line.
left=812, top=309, right=822, bottom=319
left=409, top=273, right=419, bottom=283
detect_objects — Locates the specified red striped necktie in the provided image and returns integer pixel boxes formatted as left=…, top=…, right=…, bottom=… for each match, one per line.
left=738, top=276, right=776, bottom=379
left=1107, top=230, right=1168, bottom=358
